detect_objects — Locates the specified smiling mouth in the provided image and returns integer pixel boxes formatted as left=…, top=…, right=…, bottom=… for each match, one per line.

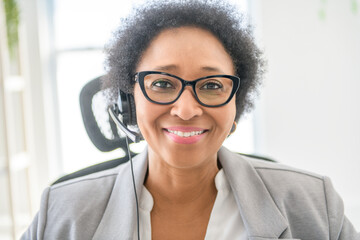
left=165, top=129, right=206, bottom=137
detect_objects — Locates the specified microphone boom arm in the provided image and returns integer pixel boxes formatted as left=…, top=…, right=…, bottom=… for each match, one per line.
left=108, top=107, right=141, bottom=143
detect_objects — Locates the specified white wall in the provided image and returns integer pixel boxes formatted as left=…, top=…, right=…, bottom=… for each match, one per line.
left=251, top=0, right=360, bottom=227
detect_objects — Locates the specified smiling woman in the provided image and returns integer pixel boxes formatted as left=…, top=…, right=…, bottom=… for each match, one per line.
left=21, top=0, right=359, bottom=239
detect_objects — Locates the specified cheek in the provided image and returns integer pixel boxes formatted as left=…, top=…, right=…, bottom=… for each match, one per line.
left=220, top=100, right=236, bottom=124
left=134, top=86, right=150, bottom=127
left=133, top=86, right=163, bottom=134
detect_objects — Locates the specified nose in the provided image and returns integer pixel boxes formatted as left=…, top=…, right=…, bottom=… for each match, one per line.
left=170, top=87, right=203, bottom=120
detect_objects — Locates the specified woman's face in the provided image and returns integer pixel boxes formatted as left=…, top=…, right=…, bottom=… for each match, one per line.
left=134, top=26, right=236, bottom=169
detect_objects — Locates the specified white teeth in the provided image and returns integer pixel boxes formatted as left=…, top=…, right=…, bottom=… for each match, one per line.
left=167, top=129, right=204, bottom=137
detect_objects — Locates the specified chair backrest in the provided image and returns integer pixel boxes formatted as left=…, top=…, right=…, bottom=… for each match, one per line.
left=79, top=76, right=131, bottom=153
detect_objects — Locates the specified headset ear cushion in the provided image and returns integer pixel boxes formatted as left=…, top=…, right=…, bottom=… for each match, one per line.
left=127, top=94, right=137, bottom=126
left=117, top=90, right=129, bottom=124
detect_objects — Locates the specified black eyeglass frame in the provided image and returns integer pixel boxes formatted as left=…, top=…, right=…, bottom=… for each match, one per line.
left=134, top=71, right=240, bottom=107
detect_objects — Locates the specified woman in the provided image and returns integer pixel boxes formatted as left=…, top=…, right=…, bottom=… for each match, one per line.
left=22, top=1, right=359, bottom=239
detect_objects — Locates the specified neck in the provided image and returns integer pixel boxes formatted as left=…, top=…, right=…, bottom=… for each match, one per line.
left=144, top=148, right=219, bottom=209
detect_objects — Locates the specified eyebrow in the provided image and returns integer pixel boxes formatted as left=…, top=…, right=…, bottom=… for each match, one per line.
left=154, top=65, right=177, bottom=71
left=201, top=66, right=224, bottom=73
left=153, top=65, right=225, bottom=74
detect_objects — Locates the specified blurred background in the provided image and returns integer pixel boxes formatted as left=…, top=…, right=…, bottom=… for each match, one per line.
left=0, top=0, right=359, bottom=238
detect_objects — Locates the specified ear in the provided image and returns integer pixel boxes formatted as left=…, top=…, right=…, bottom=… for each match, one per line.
left=228, top=121, right=237, bottom=136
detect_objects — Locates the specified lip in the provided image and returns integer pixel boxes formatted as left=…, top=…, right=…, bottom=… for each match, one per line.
left=163, top=126, right=208, bottom=144
left=165, top=126, right=207, bottom=132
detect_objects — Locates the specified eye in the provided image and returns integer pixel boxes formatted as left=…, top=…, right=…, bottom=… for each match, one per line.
left=152, top=79, right=175, bottom=89
left=200, top=80, right=223, bottom=90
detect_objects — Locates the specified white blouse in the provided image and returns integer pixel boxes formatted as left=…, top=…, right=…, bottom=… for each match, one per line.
left=135, top=169, right=247, bottom=239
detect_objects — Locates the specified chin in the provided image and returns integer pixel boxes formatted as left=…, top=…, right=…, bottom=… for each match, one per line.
left=164, top=148, right=217, bottom=168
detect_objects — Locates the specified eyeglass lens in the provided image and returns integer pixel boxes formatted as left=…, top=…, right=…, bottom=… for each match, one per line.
left=143, top=73, right=234, bottom=106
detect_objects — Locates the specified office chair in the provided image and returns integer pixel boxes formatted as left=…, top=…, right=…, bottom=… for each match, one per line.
left=52, top=76, right=274, bottom=185
left=52, top=76, right=135, bottom=184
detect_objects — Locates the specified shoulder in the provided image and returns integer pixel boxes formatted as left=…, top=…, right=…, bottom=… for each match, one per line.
left=50, top=163, right=122, bottom=199
left=243, top=155, right=355, bottom=238
left=25, top=150, right=149, bottom=239
left=40, top=161, right=131, bottom=238
left=47, top=164, right=122, bottom=212
left=243, top=155, right=331, bottom=208
left=236, top=153, right=329, bottom=204
left=47, top=159, right=134, bottom=207
left=222, top=148, right=347, bottom=237
left=244, top=154, right=325, bottom=186
left=220, top=146, right=325, bottom=188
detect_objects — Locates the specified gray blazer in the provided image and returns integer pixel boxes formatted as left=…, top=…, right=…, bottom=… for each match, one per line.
left=22, top=146, right=359, bottom=240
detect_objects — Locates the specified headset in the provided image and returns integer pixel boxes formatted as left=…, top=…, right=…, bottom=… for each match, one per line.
left=108, top=89, right=142, bottom=240
left=108, top=89, right=142, bottom=143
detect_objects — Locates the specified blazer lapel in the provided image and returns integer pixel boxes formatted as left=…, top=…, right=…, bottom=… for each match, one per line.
left=93, top=149, right=148, bottom=240
left=218, top=147, right=290, bottom=239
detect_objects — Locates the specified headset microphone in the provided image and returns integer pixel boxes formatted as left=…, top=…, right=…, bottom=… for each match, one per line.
left=108, top=105, right=141, bottom=143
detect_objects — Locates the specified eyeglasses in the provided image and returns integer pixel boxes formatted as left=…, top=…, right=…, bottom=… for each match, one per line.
left=134, top=71, right=240, bottom=107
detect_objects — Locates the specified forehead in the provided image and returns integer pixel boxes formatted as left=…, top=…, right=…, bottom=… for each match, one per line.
left=136, top=26, right=235, bottom=76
